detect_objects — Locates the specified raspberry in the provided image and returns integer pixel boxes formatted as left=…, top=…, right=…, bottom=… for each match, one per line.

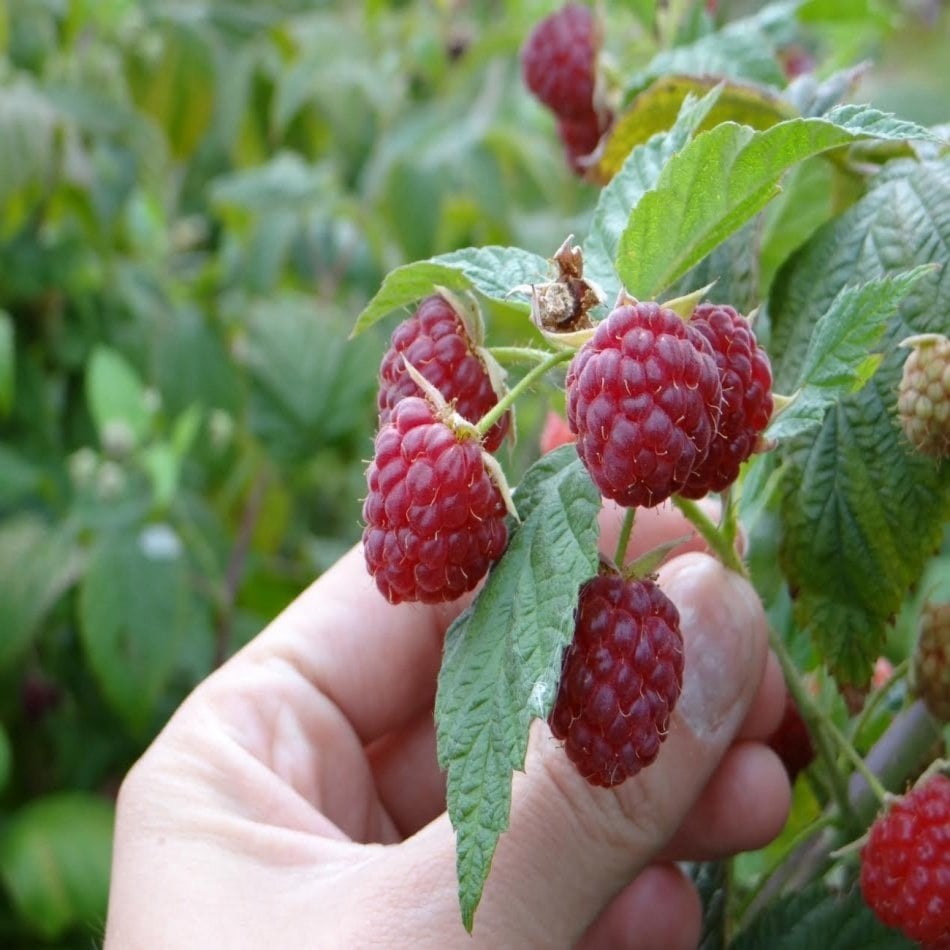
left=766, top=692, right=815, bottom=782
left=679, top=303, right=773, bottom=498
left=521, top=4, right=597, bottom=120
left=556, top=108, right=609, bottom=175
left=913, top=600, right=950, bottom=722
left=549, top=572, right=684, bottom=787
left=898, top=333, right=950, bottom=458
left=362, top=396, right=508, bottom=604
left=378, top=294, right=510, bottom=453
left=566, top=301, right=722, bottom=508
left=860, top=773, right=950, bottom=947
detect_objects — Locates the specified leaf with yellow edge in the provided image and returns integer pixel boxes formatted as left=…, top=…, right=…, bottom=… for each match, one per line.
left=597, top=76, right=798, bottom=181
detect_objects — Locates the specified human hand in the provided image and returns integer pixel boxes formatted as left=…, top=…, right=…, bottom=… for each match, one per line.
left=105, top=503, right=790, bottom=949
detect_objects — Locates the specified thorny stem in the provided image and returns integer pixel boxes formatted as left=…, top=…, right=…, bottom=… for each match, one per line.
left=671, top=493, right=862, bottom=833
left=475, top=349, right=573, bottom=437
left=823, top=717, right=889, bottom=806
left=488, top=346, right=556, bottom=365
left=613, top=507, right=636, bottom=570
left=848, top=658, right=908, bottom=742
left=671, top=496, right=745, bottom=575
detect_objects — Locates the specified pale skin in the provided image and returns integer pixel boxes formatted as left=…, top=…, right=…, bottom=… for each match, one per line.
left=105, top=503, right=790, bottom=948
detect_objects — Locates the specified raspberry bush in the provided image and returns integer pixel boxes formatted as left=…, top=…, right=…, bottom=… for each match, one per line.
left=349, top=2, right=950, bottom=942
left=2, top=1, right=950, bottom=946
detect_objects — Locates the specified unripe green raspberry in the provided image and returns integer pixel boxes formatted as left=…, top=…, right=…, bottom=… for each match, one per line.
left=897, top=333, right=950, bottom=458
left=912, top=599, right=950, bottom=722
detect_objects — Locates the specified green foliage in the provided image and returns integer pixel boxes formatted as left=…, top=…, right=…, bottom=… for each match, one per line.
left=2, top=0, right=949, bottom=944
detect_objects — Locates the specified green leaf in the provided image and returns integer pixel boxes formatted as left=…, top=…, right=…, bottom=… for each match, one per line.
left=210, top=152, right=335, bottom=215
left=0, top=722, right=11, bottom=794
left=0, top=793, right=114, bottom=942
left=246, top=296, right=375, bottom=464
left=351, top=246, right=549, bottom=337
left=616, top=106, right=939, bottom=301
left=435, top=446, right=601, bottom=930
left=625, top=2, right=797, bottom=96
left=78, top=523, right=192, bottom=733
left=0, top=517, right=82, bottom=671
left=126, top=19, right=216, bottom=159
left=767, top=267, right=935, bottom=442
left=772, top=159, right=950, bottom=683
left=585, top=86, right=725, bottom=300
left=733, top=882, right=913, bottom=949
left=86, top=346, right=150, bottom=449
left=597, top=76, right=796, bottom=180
left=0, top=308, right=12, bottom=416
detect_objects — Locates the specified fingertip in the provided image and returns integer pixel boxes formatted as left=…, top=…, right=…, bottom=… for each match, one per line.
left=737, top=650, right=786, bottom=741
left=577, top=864, right=701, bottom=950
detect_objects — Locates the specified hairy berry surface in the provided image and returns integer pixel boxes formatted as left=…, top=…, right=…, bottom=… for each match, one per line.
left=378, top=294, right=510, bottom=452
left=898, top=334, right=950, bottom=458
left=914, top=600, right=950, bottom=722
left=549, top=573, right=684, bottom=787
left=860, top=774, right=950, bottom=947
left=679, top=303, right=773, bottom=497
left=362, top=397, right=508, bottom=604
left=521, top=3, right=597, bottom=119
left=566, top=302, right=722, bottom=508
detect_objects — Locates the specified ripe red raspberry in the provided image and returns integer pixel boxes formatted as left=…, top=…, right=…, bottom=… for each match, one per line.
left=549, top=572, right=684, bottom=787
left=898, top=333, right=950, bottom=459
left=521, top=4, right=597, bottom=120
left=378, top=294, right=510, bottom=453
left=766, top=692, right=815, bottom=782
left=913, top=600, right=950, bottom=722
left=679, top=303, right=773, bottom=498
left=362, top=397, right=508, bottom=604
left=556, top=108, right=608, bottom=175
left=566, top=301, right=722, bottom=508
left=860, top=773, right=950, bottom=947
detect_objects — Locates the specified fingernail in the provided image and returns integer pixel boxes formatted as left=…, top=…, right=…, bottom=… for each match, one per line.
left=659, top=555, right=765, bottom=740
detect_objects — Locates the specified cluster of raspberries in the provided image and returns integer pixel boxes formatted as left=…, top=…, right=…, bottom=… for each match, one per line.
left=362, top=293, right=511, bottom=605
left=567, top=299, right=774, bottom=507
left=520, top=4, right=611, bottom=175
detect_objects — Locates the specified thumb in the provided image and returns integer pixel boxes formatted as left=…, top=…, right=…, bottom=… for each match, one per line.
left=387, top=552, right=769, bottom=946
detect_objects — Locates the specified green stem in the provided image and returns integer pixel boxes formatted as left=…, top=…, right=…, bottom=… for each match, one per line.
left=849, top=659, right=908, bottom=742
left=769, top=629, right=862, bottom=835
left=488, top=346, right=555, bottom=365
left=824, top=717, right=889, bottom=806
left=613, top=507, right=636, bottom=570
left=671, top=496, right=746, bottom=576
left=720, top=485, right=739, bottom=553
left=476, top=349, right=573, bottom=437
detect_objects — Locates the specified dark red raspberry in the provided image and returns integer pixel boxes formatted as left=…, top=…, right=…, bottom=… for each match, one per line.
left=679, top=303, right=773, bottom=498
left=362, top=396, right=508, bottom=604
left=549, top=573, right=684, bottom=788
left=521, top=4, right=597, bottom=120
left=557, top=109, right=606, bottom=174
left=566, top=301, right=722, bottom=508
left=860, top=774, right=950, bottom=947
left=766, top=692, right=815, bottom=782
left=378, top=294, right=510, bottom=453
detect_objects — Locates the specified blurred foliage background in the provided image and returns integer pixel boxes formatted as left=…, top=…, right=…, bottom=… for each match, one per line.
left=0, top=0, right=947, bottom=944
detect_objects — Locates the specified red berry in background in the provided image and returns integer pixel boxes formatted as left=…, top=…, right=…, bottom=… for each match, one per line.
left=566, top=301, right=722, bottom=508
left=378, top=294, right=511, bottom=453
left=521, top=3, right=597, bottom=120
left=557, top=108, right=610, bottom=175
left=766, top=692, right=815, bottom=782
left=549, top=573, right=685, bottom=788
left=362, top=396, right=508, bottom=604
left=860, top=773, right=950, bottom=947
left=679, top=303, right=773, bottom=498
left=540, top=410, right=575, bottom=455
